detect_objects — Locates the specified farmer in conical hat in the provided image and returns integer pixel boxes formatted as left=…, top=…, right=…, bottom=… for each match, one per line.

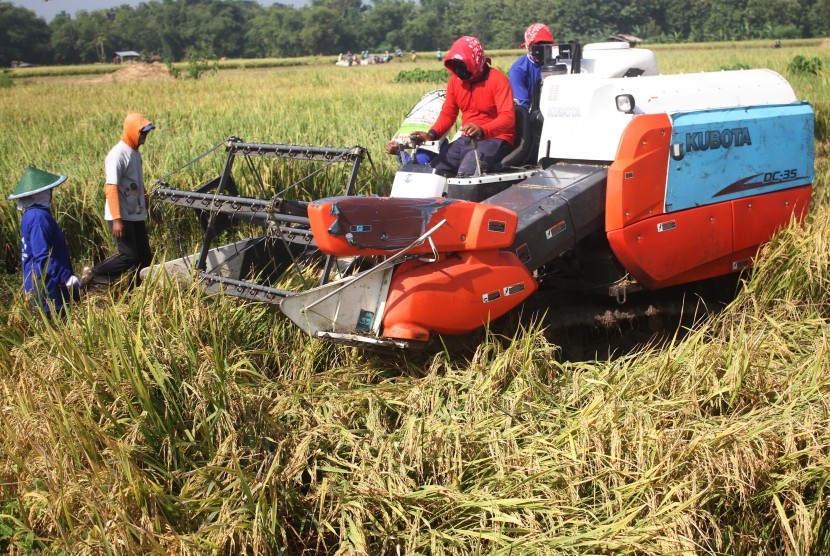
left=81, top=112, right=155, bottom=286
left=9, top=166, right=81, bottom=314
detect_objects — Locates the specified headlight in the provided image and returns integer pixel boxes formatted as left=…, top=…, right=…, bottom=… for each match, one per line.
left=615, top=94, right=635, bottom=114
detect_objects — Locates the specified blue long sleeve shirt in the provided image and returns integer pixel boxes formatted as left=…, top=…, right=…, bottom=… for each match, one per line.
left=508, top=54, right=543, bottom=110
left=20, top=206, right=76, bottom=313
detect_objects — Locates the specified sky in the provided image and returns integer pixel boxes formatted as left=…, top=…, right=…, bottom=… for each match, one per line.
left=11, top=0, right=307, bottom=22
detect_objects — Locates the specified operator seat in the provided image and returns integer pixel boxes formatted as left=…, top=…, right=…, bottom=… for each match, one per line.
left=446, top=106, right=534, bottom=202
left=499, top=105, right=533, bottom=168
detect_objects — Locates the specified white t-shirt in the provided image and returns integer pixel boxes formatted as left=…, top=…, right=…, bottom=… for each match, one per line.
left=104, top=140, right=147, bottom=221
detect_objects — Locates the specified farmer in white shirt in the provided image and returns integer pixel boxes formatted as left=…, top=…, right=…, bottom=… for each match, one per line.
left=82, top=112, right=155, bottom=286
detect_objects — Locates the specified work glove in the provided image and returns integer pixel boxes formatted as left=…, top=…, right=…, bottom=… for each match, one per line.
left=66, top=275, right=81, bottom=289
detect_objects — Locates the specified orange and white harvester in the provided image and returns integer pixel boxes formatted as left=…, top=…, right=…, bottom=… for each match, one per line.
left=148, top=42, right=814, bottom=349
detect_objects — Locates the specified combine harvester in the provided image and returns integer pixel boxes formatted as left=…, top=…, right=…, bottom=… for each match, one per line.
left=148, top=42, right=814, bottom=349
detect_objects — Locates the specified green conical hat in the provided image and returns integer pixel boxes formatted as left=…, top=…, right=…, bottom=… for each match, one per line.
left=8, top=166, right=67, bottom=200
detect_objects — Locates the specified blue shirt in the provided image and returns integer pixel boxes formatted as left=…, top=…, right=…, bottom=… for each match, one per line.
left=508, top=54, right=542, bottom=110
left=397, top=149, right=437, bottom=166
left=396, top=139, right=449, bottom=166
left=20, top=206, right=76, bottom=313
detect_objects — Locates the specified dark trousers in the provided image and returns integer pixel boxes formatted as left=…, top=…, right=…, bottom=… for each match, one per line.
left=432, top=136, right=511, bottom=177
left=92, top=219, right=153, bottom=279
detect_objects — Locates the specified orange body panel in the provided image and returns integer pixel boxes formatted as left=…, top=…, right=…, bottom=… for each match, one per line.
left=732, top=185, right=811, bottom=253
left=606, top=113, right=672, bottom=232
left=607, top=203, right=733, bottom=289
left=381, top=250, right=538, bottom=340
left=308, top=196, right=517, bottom=256
left=607, top=187, right=812, bottom=289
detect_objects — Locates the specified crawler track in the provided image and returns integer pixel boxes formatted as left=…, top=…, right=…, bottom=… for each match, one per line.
left=437, top=273, right=742, bottom=362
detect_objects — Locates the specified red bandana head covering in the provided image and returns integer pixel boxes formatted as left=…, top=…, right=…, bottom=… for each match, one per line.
left=444, top=36, right=489, bottom=82
left=521, top=23, right=554, bottom=51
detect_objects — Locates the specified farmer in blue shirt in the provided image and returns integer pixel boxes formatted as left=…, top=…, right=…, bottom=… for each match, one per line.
left=9, top=166, right=81, bottom=314
left=508, top=23, right=554, bottom=110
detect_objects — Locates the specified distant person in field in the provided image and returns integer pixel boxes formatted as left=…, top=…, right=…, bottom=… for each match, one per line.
left=508, top=23, right=555, bottom=110
left=410, top=36, right=515, bottom=177
left=9, top=166, right=81, bottom=315
left=82, top=112, right=156, bottom=287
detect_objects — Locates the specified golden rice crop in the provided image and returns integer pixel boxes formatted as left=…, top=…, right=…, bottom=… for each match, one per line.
left=1, top=42, right=829, bottom=554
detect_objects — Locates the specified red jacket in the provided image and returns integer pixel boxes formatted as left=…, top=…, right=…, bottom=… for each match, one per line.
left=431, top=67, right=515, bottom=146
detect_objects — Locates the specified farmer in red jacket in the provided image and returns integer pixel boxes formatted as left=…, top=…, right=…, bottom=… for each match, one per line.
left=411, top=36, right=515, bottom=177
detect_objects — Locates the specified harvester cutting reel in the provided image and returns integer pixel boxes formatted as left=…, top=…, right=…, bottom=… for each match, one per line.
left=146, top=137, right=466, bottom=349
left=147, top=137, right=369, bottom=295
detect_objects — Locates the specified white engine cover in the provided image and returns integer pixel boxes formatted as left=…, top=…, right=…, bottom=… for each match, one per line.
left=390, top=169, right=447, bottom=197
left=579, top=42, right=659, bottom=77
left=537, top=68, right=799, bottom=163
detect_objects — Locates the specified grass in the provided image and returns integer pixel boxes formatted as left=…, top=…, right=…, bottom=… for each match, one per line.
left=1, top=41, right=829, bottom=554
left=7, top=55, right=367, bottom=80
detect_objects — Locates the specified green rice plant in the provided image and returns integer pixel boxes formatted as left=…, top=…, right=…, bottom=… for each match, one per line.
left=0, top=69, right=12, bottom=88
left=719, top=62, right=753, bottom=71
left=812, top=101, right=830, bottom=144
left=183, top=47, right=219, bottom=81
left=165, top=60, right=181, bottom=79
left=789, top=55, right=824, bottom=76
left=394, top=68, right=449, bottom=83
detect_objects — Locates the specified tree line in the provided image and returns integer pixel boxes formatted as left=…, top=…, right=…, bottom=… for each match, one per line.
left=2, top=0, right=830, bottom=67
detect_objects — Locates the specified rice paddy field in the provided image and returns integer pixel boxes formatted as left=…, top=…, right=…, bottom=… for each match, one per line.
left=1, top=40, right=829, bottom=554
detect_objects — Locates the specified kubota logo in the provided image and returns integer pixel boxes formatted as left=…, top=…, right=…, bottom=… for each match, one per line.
left=547, top=106, right=581, bottom=118
left=672, top=127, right=752, bottom=160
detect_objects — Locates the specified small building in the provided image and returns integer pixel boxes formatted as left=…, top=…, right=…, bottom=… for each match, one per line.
left=114, top=51, right=141, bottom=64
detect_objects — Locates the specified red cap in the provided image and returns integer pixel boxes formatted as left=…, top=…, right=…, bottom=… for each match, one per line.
left=521, top=23, right=554, bottom=49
